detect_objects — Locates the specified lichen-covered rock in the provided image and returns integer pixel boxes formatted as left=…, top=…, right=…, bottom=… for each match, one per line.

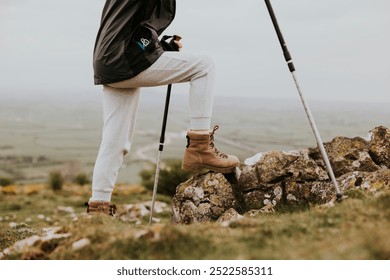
left=309, top=136, right=380, bottom=177
left=217, top=208, right=243, bottom=224
left=238, top=149, right=330, bottom=211
left=287, top=150, right=329, bottom=182
left=286, top=180, right=340, bottom=205
left=238, top=164, right=261, bottom=192
left=338, top=169, right=390, bottom=194
left=171, top=126, right=389, bottom=224
left=242, top=185, right=284, bottom=211
left=1, top=226, right=71, bottom=259
left=171, top=172, right=238, bottom=224
left=255, top=151, right=299, bottom=183
left=369, top=126, right=390, bottom=168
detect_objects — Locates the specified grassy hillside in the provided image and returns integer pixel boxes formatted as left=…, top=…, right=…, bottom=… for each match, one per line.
left=1, top=183, right=389, bottom=260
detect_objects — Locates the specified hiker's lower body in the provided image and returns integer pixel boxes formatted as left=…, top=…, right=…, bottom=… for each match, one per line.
left=89, top=52, right=239, bottom=204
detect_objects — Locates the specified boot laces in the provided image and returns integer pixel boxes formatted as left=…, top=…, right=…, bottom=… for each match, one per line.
left=109, top=204, right=117, bottom=216
left=210, top=125, right=228, bottom=159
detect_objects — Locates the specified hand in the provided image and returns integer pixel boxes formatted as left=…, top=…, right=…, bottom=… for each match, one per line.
left=174, top=40, right=183, bottom=50
left=173, top=35, right=183, bottom=50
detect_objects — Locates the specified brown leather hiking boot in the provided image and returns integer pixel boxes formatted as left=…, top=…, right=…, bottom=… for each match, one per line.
left=182, top=125, right=240, bottom=173
left=85, top=201, right=117, bottom=216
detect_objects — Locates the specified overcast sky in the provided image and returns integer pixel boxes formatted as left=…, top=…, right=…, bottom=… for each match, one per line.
left=0, top=0, right=389, bottom=103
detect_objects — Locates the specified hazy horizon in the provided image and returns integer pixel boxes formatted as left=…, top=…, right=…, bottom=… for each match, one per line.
left=1, top=88, right=388, bottom=185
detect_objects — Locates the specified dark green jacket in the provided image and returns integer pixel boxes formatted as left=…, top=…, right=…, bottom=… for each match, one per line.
left=93, top=0, right=176, bottom=85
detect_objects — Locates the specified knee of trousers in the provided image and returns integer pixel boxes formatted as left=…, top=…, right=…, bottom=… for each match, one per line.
left=197, top=55, right=215, bottom=73
left=99, top=139, right=131, bottom=157
left=190, top=55, right=216, bottom=81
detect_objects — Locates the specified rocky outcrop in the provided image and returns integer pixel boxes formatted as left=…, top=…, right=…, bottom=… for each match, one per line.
left=171, top=172, right=239, bottom=224
left=172, top=126, right=390, bottom=224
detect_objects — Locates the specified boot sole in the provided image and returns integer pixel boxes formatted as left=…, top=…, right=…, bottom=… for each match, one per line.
left=182, top=161, right=238, bottom=174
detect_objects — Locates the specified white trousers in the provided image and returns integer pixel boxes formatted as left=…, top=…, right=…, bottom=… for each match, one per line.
left=91, top=52, right=216, bottom=202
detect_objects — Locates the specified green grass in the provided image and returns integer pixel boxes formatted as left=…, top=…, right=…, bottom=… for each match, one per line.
left=1, top=183, right=390, bottom=260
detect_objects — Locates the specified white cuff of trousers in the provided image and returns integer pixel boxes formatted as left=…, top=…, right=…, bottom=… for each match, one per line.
left=190, top=117, right=211, bottom=131
left=90, top=190, right=112, bottom=202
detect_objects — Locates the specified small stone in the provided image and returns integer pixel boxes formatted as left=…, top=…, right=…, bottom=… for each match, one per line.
left=259, top=204, right=275, bottom=213
left=134, top=230, right=153, bottom=240
left=217, top=208, right=243, bottom=224
left=147, top=201, right=168, bottom=214
left=274, top=187, right=282, bottom=198
left=287, top=194, right=298, bottom=201
left=42, top=226, right=63, bottom=235
left=72, top=238, right=91, bottom=251
left=12, top=235, right=41, bottom=253
left=57, top=206, right=75, bottom=214
left=8, top=222, right=18, bottom=228
left=361, top=181, right=371, bottom=190
left=316, top=201, right=336, bottom=210
left=41, top=233, right=71, bottom=242
left=244, top=152, right=264, bottom=165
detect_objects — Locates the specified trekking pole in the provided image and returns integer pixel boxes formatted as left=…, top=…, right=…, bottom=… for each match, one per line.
left=149, top=36, right=182, bottom=225
left=149, top=84, right=172, bottom=226
left=264, top=0, right=343, bottom=201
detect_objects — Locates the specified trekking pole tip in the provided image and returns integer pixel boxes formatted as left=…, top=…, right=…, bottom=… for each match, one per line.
left=336, top=193, right=347, bottom=202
